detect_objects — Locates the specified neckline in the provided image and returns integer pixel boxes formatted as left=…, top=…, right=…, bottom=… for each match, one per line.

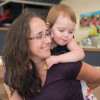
left=40, top=68, right=50, bottom=92
left=42, top=69, right=48, bottom=88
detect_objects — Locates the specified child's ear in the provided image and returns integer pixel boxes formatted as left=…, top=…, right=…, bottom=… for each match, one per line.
left=46, top=23, right=50, bottom=28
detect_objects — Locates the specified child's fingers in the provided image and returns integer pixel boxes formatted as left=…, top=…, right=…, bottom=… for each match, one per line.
left=48, top=62, right=52, bottom=68
left=46, top=57, right=55, bottom=68
left=46, top=59, right=51, bottom=67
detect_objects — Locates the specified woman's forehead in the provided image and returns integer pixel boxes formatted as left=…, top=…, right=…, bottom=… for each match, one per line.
left=30, top=18, right=45, bottom=27
left=29, top=18, right=47, bottom=36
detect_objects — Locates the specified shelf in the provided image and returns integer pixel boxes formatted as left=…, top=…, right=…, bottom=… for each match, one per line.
left=0, top=27, right=9, bottom=31
left=82, top=47, right=100, bottom=52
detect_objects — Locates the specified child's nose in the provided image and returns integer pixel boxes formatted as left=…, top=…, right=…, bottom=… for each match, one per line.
left=64, top=32, right=69, bottom=37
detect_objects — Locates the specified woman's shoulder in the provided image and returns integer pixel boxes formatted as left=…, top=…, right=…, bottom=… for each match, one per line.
left=51, top=61, right=82, bottom=79
left=55, top=61, right=82, bottom=71
left=4, top=72, right=8, bottom=85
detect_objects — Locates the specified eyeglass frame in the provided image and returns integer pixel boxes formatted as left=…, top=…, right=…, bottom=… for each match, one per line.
left=28, top=30, right=53, bottom=41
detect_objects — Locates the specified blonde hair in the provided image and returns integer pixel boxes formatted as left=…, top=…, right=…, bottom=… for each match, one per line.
left=47, top=4, right=76, bottom=28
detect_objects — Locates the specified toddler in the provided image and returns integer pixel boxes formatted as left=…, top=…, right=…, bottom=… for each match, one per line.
left=46, top=4, right=97, bottom=100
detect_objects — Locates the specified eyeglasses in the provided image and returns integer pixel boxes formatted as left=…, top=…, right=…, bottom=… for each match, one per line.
left=28, top=30, right=53, bottom=41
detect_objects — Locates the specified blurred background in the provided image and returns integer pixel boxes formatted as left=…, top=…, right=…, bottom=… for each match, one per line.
left=0, top=0, right=100, bottom=100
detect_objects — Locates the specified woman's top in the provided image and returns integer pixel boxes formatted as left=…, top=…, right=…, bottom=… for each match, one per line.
left=4, top=60, right=83, bottom=100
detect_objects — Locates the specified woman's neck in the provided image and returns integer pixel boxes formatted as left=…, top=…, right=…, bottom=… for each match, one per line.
left=30, top=56, right=46, bottom=72
left=35, top=60, right=46, bottom=71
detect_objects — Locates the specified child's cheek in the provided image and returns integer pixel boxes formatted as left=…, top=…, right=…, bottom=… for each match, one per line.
left=53, top=34, right=60, bottom=43
left=68, top=36, right=73, bottom=43
left=54, top=34, right=61, bottom=40
left=68, top=38, right=73, bottom=43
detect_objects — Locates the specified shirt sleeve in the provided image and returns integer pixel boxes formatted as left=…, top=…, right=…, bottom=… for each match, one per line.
left=63, top=61, right=82, bottom=80
left=4, top=72, right=8, bottom=85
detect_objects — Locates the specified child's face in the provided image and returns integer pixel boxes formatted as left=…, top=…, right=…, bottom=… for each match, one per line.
left=52, top=14, right=75, bottom=46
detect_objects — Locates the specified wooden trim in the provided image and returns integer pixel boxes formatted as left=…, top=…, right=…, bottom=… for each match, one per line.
left=0, top=56, right=3, bottom=66
left=0, top=65, right=5, bottom=78
left=22, top=0, right=24, bottom=13
left=82, top=47, right=100, bottom=52
left=0, top=27, right=9, bottom=31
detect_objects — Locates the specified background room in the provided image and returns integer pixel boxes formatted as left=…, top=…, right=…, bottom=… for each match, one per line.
left=0, top=0, right=100, bottom=100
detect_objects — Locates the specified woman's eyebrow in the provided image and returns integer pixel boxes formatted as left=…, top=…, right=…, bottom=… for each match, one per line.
left=36, top=29, right=49, bottom=35
left=36, top=31, right=42, bottom=35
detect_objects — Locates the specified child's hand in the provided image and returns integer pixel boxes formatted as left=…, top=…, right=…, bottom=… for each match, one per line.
left=46, top=56, right=59, bottom=68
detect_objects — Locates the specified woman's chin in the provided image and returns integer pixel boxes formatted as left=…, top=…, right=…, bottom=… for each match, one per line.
left=42, top=53, right=51, bottom=59
left=46, top=53, right=51, bottom=58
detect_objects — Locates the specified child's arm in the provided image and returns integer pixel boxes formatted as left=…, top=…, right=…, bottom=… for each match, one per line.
left=46, top=39, right=85, bottom=68
left=58, top=39, right=85, bottom=63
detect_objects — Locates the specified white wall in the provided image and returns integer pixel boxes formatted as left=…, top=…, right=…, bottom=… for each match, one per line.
left=61, top=0, right=100, bottom=42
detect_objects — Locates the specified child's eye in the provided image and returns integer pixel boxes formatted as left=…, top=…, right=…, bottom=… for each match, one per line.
left=69, top=31, right=73, bottom=34
left=59, top=30, right=64, bottom=32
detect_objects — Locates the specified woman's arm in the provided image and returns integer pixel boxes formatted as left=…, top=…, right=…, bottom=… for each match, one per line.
left=4, top=83, right=24, bottom=100
left=77, top=62, right=100, bottom=88
left=86, top=81, right=100, bottom=90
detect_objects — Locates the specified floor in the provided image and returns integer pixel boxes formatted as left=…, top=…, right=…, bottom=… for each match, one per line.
left=0, top=65, right=100, bottom=100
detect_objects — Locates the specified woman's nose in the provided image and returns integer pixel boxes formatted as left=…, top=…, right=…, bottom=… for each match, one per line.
left=45, top=36, right=52, bottom=43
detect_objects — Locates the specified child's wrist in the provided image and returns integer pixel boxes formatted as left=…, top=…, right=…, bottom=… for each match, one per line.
left=56, top=55, right=61, bottom=63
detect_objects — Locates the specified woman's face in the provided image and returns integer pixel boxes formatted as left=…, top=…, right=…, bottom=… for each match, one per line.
left=28, top=18, right=52, bottom=62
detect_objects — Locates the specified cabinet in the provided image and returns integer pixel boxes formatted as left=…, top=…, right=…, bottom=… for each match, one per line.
left=83, top=48, right=100, bottom=66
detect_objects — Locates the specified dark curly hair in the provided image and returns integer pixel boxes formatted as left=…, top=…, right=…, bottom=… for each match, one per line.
left=2, top=12, right=45, bottom=98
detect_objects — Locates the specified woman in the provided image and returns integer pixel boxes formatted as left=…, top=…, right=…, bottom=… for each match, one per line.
left=2, top=12, right=100, bottom=100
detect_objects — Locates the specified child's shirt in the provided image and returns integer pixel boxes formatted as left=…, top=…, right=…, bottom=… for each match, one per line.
left=51, top=45, right=69, bottom=54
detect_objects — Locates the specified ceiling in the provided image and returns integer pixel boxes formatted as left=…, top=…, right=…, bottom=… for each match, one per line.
left=0, top=0, right=61, bottom=7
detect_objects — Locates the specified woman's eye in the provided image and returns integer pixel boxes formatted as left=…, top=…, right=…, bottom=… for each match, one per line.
left=46, top=33, right=50, bottom=36
left=37, top=35, right=42, bottom=39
